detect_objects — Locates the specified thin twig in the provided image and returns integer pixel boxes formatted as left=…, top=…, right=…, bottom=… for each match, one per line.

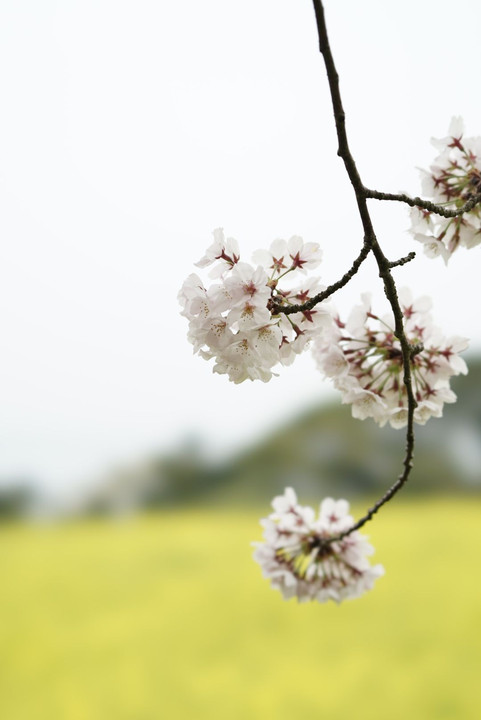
left=388, top=251, right=416, bottom=269
left=365, top=188, right=481, bottom=218
left=270, top=240, right=370, bottom=315
left=312, top=0, right=417, bottom=537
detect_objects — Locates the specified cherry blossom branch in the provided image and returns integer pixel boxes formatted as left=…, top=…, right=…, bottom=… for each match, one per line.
left=269, top=247, right=414, bottom=317
left=335, top=435, right=415, bottom=539
left=269, top=239, right=370, bottom=315
left=388, top=251, right=416, bottom=269
left=365, top=188, right=481, bottom=218
left=180, top=0, right=473, bottom=605
left=312, top=0, right=417, bottom=537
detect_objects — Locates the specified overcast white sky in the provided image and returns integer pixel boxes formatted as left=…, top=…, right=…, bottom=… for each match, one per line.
left=1, top=0, right=481, bottom=498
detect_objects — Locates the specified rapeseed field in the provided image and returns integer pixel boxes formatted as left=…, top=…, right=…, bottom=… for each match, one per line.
left=1, top=498, right=480, bottom=719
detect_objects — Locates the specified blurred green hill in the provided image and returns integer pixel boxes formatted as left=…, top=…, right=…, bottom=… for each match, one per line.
left=87, top=357, right=481, bottom=513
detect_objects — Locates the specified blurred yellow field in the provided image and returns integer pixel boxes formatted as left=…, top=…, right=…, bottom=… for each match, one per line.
left=1, top=499, right=480, bottom=719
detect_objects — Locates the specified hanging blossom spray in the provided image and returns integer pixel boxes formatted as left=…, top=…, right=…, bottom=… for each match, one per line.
left=179, top=0, right=478, bottom=603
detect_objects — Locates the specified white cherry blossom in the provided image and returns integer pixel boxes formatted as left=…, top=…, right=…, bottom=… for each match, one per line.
left=286, top=235, right=323, bottom=273
left=313, top=289, right=468, bottom=428
left=224, top=262, right=271, bottom=308
left=409, top=118, right=481, bottom=261
left=179, top=230, right=328, bottom=383
left=252, top=235, right=322, bottom=276
left=195, top=227, right=240, bottom=277
left=253, top=488, right=384, bottom=603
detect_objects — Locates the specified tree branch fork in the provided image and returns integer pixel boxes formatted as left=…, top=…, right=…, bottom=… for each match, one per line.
left=270, top=0, right=480, bottom=538
left=303, top=0, right=475, bottom=537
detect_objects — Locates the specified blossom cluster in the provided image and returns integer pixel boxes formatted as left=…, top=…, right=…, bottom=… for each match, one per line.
left=253, top=488, right=384, bottom=603
left=410, top=117, right=481, bottom=262
left=178, top=228, right=328, bottom=383
left=314, top=288, right=468, bottom=428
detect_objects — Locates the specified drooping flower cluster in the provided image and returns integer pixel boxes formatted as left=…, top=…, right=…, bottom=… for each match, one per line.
left=179, top=228, right=329, bottom=383
left=410, top=117, right=481, bottom=262
left=314, top=288, right=468, bottom=428
left=253, top=488, right=384, bottom=603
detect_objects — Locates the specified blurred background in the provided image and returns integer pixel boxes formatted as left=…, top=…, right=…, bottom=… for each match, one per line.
left=1, top=1, right=481, bottom=718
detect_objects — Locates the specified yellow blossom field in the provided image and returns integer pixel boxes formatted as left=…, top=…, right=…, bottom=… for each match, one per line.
left=1, top=498, right=480, bottom=719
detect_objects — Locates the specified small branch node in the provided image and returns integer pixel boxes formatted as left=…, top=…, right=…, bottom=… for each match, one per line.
left=410, top=343, right=424, bottom=358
